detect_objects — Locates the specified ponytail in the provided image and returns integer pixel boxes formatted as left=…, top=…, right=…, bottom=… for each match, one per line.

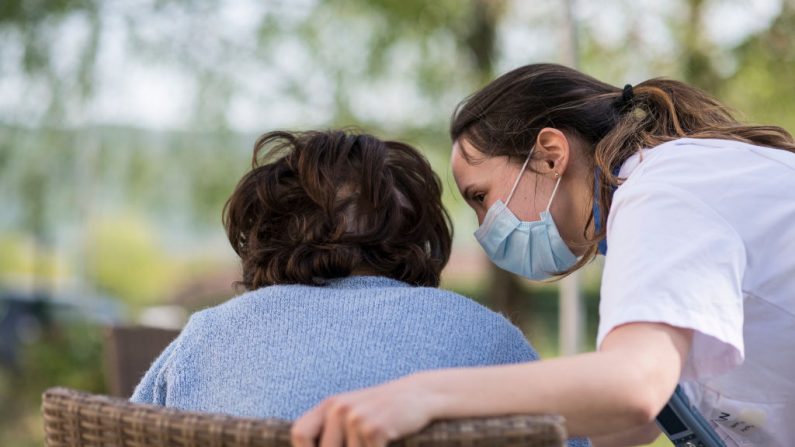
left=593, top=79, right=795, bottom=258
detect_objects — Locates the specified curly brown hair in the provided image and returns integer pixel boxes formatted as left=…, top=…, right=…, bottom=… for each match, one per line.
left=222, top=130, right=453, bottom=290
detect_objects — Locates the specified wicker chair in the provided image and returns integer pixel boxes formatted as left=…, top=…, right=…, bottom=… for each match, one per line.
left=42, top=387, right=568, bottom=447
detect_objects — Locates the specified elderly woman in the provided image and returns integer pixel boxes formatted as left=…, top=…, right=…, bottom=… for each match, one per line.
left=130, top=130, right=590, bottom=443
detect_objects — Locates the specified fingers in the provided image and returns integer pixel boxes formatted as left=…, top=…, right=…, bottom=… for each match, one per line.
left=291, top=399, right=328, bottom=447
left=359, top=419, right=389, bottom=447
left=319, top=399, right=347, bottom=447
left=343, top=404, right=389, bottom=447
left=343, top=406, right=389, bottom=447
left=292, top=380, right=415, bottom=447
left=344, top=409, right=364, bottom=447
left=292, top=395, right=390, bottom=447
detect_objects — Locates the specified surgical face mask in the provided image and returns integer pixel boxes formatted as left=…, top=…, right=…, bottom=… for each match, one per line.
left=474, top=150, right=577, bottom=280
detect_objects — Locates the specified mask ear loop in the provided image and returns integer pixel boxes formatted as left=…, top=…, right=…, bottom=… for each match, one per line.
left=545, top=173, right=562, bottom=211
left=505, top=149, right=534, bottom=206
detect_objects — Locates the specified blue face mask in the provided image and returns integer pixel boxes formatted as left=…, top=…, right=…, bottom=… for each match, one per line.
left=474, top=150, right=577, bottom=280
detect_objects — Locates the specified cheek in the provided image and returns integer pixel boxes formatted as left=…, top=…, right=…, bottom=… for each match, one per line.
left=508, top=177, right=546, bottom=222
left=482, top=195, right=501, bottom=211
left=475, top=198, right=498, bottom=225
left=462, top=200, right=487, bottom=226
left=475, top=208, right=486, bottom=226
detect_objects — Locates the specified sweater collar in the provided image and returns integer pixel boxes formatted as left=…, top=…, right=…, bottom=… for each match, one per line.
left=321, top=275, right=413, bottom=289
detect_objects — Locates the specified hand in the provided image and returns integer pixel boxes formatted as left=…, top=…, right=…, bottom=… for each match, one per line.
left=291, top=374, right=436, bottom=447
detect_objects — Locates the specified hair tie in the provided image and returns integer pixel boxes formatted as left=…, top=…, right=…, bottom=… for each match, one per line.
left=622, top=84, right=634, bottom=104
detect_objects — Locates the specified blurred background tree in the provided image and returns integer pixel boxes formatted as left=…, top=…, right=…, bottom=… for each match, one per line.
left=1, top=0, right=793, bottom=445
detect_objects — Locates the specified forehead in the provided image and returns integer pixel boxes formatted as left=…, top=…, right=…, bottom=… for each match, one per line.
left=450, top=140, right=472, bottom=185
left=452, top=137, right=506, bottom=173
left=451, top=138, right=516, bottom=192
left=451, top=138, right=482, bottom=170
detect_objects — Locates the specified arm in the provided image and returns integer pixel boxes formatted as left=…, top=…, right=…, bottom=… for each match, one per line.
left=129, top=337, right=179, bottom=405
left=418, top=322, right=691, bottom=435
left=491, top=315, right=539, bottom=363
left=291, top=322, right=691, bottom=447
left=130, top=311, right=209, bottom=404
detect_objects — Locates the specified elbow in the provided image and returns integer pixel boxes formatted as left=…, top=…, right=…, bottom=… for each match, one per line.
left=613, top=386, right=657, bottom=428
left=599, top=323, right=692, bottom=431
left=626, top=392, right=663, bottom=427
left=622, top=370, right=676, bottom=427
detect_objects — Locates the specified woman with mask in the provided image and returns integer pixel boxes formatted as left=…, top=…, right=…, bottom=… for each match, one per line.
left=290, top=64, right=795, bottom=447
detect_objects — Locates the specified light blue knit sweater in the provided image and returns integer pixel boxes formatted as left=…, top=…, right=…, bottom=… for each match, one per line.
left=131, top=275, right=588, bottom=446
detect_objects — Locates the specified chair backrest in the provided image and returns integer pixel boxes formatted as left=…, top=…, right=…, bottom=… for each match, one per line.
left=42, top=387, right=567, bottom=447
left=103, top=325, right=180, bottom=397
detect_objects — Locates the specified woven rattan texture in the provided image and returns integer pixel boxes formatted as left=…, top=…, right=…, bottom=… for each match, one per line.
left=42, top=387, right=566, bottom=447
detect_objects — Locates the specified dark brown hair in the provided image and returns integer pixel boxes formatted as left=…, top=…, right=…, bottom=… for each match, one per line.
left=223, top=130, right=452, bottom=289
left=451, top=63, right=795, bottom=274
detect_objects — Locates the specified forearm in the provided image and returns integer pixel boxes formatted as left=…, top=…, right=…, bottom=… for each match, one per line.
left=416, top=323, right=689, bottom=437
left=416, top=352, right=654, bottom=436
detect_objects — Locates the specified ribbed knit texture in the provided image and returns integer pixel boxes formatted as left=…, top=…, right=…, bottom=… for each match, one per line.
left=131, top=275, right=588, bottom=446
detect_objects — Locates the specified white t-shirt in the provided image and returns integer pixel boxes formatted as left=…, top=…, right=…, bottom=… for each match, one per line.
left=597, top=138, right=795, bottom=446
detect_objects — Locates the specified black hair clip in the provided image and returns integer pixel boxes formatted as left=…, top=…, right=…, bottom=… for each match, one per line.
left=614, top=83, right=635, bottom=114
left=622, top=83, right=634, bottom=104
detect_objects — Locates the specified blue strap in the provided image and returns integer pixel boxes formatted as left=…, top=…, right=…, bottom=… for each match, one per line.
left=593, top=167, right=620, bottom=255
left=656, top=385, right=727, bottom=446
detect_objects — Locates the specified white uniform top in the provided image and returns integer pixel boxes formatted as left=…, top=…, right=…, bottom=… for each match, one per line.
left=597, top=138, right=795, bottom=446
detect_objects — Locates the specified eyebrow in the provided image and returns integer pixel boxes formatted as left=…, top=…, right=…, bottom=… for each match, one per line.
left=462, top=185, right=476, bottom=201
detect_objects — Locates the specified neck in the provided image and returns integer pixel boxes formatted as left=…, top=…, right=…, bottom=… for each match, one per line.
left=350, top=266, right=380, bottom=276
left=553, top=163, right=595, bottom=257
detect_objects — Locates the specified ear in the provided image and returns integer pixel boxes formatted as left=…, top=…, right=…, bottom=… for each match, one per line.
left=532, top=128, right=571, bottom=177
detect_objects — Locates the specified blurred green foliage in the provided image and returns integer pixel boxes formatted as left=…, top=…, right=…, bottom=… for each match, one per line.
left=0, top=323, right=105, bottom=447
left=85, top=215, right=179, bottom=308
left=723, top=6, right=795, bottom=131
left=1, top=1, right=794, bottom=446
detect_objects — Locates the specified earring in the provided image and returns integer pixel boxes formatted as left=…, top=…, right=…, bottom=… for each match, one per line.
left=554, top=172, right=560, bottom=179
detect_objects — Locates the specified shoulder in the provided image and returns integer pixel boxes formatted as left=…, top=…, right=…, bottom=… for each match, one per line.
left=178, top=285, right=289, bottom=337
left=611, top=139, right=742, bottom=223
left=419, top=288, right=537, bottom=358
left=648, top=137, right=758, bottom=157
left=191, top=284, right=294, bottom=318
left=621, top=137, right=788, bottom=186
left=618, top=139, right=712, bottom=183
left=416, top=287, right=513, bottom=325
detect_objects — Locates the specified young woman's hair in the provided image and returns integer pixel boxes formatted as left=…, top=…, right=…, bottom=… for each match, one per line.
left=450, top=63, right=795, bottom=273
left=223, top=130, right=452, bottom=289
